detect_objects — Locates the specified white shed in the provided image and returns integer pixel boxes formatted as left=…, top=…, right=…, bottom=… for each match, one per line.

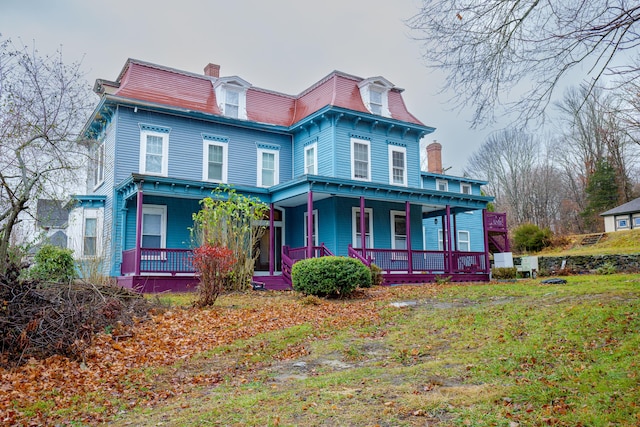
left=600, top=197, right=640, bottom=232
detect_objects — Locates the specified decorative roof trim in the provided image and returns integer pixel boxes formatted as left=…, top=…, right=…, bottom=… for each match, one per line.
left=387, top=140, right=407, bottom=147
left=202, top=133, right=229, bottom=143
left=350, top=133, right=371, bottom=141
left=139, top=123, right=171, bottom=134
left=256, top=142, right=281, bottom=151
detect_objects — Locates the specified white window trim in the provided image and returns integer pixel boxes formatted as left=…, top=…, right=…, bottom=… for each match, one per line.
left=357, top=77, right=393, bottom=117
left=351, top=138, right=371, bottom=181
left=436, top=179, right=449, bottom=192
left=351, top=207, right=374, bottom=248
left=617, top=218, right=629, bottom=229
left=202, top=139, right=228, bottom=183
left=390, top=210, right=407, bottom=250
left=257, top=148, right=279, bottom=187
left=304, top=143, right=318, bottom=175
left=81, top=208, right=103, bottom=258
left=213, top=77, right=250, bottom=120
left=457, top=230, right=471, bottom=252
left=461, top=183, right=472, bottom=195
left=142, top=204, right=167, bottom=250
left=388, top=145, right=407, bottom=186
left=303, top=209, right=319, bottom=246
left=140, top=129, right=169, bottom=176
left=93, top=141, right=105, bottom=189
left=438, top=229, right=444, bottom=251
left=634, top=217, right=640, bottom=227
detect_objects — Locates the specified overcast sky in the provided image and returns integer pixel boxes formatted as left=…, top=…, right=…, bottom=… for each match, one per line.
left=1, top=0, right=496, bottom=175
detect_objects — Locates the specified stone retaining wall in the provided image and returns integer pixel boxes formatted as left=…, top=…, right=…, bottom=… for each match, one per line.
left=515, top=254, right=640, bottom=274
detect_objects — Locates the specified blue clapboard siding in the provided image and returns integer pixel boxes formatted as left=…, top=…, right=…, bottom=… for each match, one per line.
left=423, top=210, right=485, bottom=252
left=421, top=174, right=484, bottom=196
left=293, top=125, right=334, bottom=177
left=113, top=107, right=292, bottom=187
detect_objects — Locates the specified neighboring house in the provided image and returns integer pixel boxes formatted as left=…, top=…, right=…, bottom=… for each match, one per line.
left=70, top=59, right=508, bottom=292
left=600, top=197, right=640, bottom=232
left=35, top=199, right=69, bottom=249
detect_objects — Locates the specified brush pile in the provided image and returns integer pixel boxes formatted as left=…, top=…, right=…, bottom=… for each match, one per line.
left=0, top=259, right=152, bottom=367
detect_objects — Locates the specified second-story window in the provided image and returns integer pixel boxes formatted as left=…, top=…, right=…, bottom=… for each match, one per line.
left=93, top=141, right=105, bottom=188
left=388, top=145, right=407, bottom=186
left=304, top=143, right=317, bottom=175
left=436, top=179, right=449, bottom=192
left=202, top=136, right=228, bottom=183
left=257, top=147, right=279, bottom=187
left=351, top=138, right=371, bottom=181
left=139, top=125, right=170, bottom=177
left=461, top=183, right=472, bottom=194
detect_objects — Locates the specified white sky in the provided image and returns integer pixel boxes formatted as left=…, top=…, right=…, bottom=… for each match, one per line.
left=0, top=0, right=497, bottom=175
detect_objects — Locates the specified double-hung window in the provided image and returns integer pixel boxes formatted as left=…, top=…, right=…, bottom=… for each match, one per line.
left=83, top=217, right=97, bottom=257
left=304, top=143, right=317, bottom=175
left=142, top=205, right=167, bottom=249
left=303, top=210, right=318, bottom=246
left=257, top=146, right=279, bottom=187
left=352, top=207, right=374, bottom=248
left=388, top=145, right=407, bottom=186
left=140, top=125, right=170, bottom=176
left=461, top=183, right=472, bottom=195
left=225, top=89, right=240, bottom=119
left=93, top=142, right=105, bottom=188
left=369, top=88, right=383, bottom=115
left=202, top=136, right=228, bottom=183
left=391, top=211, right=407, bottom=250
left=351, top=138, right=371, bottom=181
left=436, top=179, right=448, bottom=192
left=457, top=231, right=470, bottom=252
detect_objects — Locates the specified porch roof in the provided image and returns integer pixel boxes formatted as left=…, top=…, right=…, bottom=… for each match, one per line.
left=112, top=173, right=492, bottom=213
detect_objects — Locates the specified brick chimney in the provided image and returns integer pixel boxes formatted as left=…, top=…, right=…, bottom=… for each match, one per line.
left=204, top=63, right=220, bottom=78
left=426, top=141, right=443, bottom=174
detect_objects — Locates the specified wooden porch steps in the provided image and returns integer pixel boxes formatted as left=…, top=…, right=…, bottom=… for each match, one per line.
left=580, top=233, right=606, bottom=246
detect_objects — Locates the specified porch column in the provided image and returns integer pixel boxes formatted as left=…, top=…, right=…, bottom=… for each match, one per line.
left=453, top=212, right=458, bottom=251
left=307, top=190, right=313, bottom=259
left=445, top=205, right=453, bottom=274
left=360, top=196, right=366, bottom=257
left=405, top=201, right=413, bottom=274
left=483, top=209, right=490, bottom=274
left=134, top=183, right=144, bottom=276
left=269, top=203, right=275, bottom=275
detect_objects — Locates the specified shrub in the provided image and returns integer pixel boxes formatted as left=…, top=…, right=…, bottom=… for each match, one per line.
left=29, top=245, right=77, bottom=283
left=369, top=263, right=383, bottom=287
left=292, top=256, right=371, bottom=297
left=192, top=244, right=236, bottom=307
left=512, top=223, right=552, bottom=253
left=492, top=267, right=517, bottom=280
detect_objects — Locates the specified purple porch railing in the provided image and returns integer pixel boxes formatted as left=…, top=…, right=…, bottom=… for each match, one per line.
left=121, top=248, right=194, bottom=275
left=281, top=244, right=334, bottom=285
left=349, top=245, right=486, bottom=275
left=485, top=212, right=508, bottom=231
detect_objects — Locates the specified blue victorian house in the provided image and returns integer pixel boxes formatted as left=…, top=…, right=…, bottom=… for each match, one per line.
left=68, top=59, right=508, bottom=291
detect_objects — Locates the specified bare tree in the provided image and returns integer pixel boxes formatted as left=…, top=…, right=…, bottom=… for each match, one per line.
left=0, top=38, right=91, bottom=271
left=407, top=1, right=640, bottom=127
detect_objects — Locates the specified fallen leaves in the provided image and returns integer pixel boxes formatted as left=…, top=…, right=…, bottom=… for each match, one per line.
left=1, top=286, right=436, bottom=425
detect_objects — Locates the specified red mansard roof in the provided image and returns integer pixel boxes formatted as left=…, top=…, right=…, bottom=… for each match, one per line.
left=105, top=59, right=426, bottom=127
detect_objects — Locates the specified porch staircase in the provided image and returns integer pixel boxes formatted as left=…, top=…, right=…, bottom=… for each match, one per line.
left=580, top=233, right=606, bottom=246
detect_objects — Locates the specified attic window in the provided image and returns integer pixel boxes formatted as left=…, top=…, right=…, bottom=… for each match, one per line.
left=213, top=77, right=251, bottom=120
left=358, top=77, right=393, bottom=117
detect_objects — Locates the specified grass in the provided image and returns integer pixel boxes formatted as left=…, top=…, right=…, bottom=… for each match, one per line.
left=112, top=274, right=640, bottom=426
left=536, top=228, right=640, bottom=256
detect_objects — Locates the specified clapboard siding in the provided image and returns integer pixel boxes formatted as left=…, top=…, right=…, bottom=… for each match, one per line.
left=423, top=210, right=485, bottom=252
left=113, top=106, right=293, bottom=187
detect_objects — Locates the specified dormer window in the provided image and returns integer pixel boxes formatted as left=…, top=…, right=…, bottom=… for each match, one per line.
left=358, top=76, right=393, bottom=117
left=213, top=76, right=251, bottom=120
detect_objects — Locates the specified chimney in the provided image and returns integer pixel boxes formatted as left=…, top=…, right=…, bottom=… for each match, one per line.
left=204, top=63, right=220, bottom=78
left=426, top=141, right=443, bottom=174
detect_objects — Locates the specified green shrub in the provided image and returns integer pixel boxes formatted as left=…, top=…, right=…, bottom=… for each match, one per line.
left=292, top=256, right=371, bottom=297
left=369, top=263, right=383, bottom=287
left=596, top=262, right=617, bottom=275
left=29, top=245, right=77, bottom=283
left=513, top=223, right=552, bottom=253
left=491, top=267, right=517, bottom=280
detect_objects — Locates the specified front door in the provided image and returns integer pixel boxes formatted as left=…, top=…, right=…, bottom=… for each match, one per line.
left=253, top=207, right=284, bottom=273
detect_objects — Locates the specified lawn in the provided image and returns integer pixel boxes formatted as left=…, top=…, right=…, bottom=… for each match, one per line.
left=2, top=275, right=639, bottom=426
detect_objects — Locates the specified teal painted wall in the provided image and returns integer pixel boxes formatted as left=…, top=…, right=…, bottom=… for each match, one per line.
left=423, top=210, right=485, bottom=252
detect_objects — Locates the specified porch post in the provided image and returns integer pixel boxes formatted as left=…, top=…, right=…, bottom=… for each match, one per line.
left=405, top=201, right=413, bottom=274
left=360, top=196, right=366, bottom=256
left=269, top=203, right=275, bottom=275
left=307, top=190, right=313, bottom=259
left=453, top=212, right=458, bottom=251
left=483, top=209, right=490, bottom=274
left=134, top=183, right=144, bottom=276
left=445, top=205, right=453, bottom=274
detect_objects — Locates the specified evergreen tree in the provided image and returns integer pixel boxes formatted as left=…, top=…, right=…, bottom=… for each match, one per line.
left=582, top=160, right=619, bottom=231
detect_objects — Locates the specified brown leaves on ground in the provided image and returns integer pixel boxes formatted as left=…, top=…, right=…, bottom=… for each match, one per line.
left=0, top=285, right=439, bottom=426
